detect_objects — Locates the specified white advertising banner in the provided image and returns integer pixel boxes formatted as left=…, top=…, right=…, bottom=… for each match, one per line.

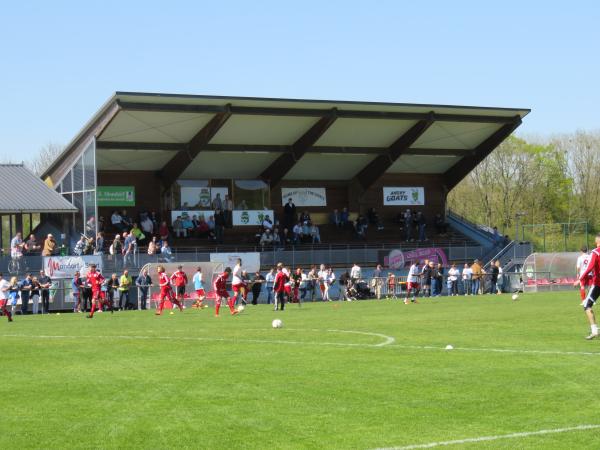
left=383, top=187, right=425, bottom=206
left=232, top=210, right=274, bottom=226
left=209, top=252, right=261, bottom=274
left=281, top=187, right=327, bottom=207
left=181, top=187, right=211, bottom=208
left=42, top=255, right=103, bottom=278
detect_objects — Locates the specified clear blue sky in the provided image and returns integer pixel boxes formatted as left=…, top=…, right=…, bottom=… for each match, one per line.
left=1, top=0, right=599, bottom=159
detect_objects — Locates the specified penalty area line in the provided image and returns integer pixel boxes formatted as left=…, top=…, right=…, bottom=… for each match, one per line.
left=372, top=423, right=600, bottom=450
left=387, top=343, right=600, bottom=357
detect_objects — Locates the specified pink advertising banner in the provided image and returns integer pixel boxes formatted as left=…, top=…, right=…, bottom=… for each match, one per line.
left=383, top=248, right=448, bottom=269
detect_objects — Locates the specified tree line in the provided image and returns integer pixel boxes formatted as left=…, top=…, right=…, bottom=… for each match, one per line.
left=447, top=131, right=600, bottom=240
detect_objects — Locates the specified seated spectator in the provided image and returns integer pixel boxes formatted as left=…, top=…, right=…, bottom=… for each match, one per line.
left=173, top=216, right=186, bottom=238
left=330, top=209, right=341, bottom=227
left=280, top=228, right=292, bottom=247
left=272, top=227, right=282, bottom=248
left=301, top=221, right=311, bottom=240
left=196, top=217, right=210, bottom=238
left=368, top=208, right=384, bottom=230
left=292, top=222, right=303, bottom=243
left=140, top=215, right=154, bottom=238
left=160, top=241, right=174, bottom=262
left=159, top=221, right=170, bottom=241
left=121, top=210, right=133, bottom=229
left=259, top=228, right=273, bottom=248
left=130, top=223, right=146, bottom=242
left=111, top=210, right=125, bottom=232
left=340, top=207, right=349, bottom=228
left=110, top=234, right=122, bottom=256
left=354, top=216, right=366, bottom=240
left=300, top=211, right=311, bottom=225
left=182, top=216, right=194, bottom=235
left=262, top=215, right=273, bottom=231
left=147, top=236, right=159, bottom=255
left=207, top=215, right=215, bottom=232
left=310, top=224, right=321, bottom=243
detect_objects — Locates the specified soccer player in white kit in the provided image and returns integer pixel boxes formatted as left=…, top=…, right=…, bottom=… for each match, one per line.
left=576, top=246, right=592, bottom=303
left=404, top=261, right=421, bottom=304
left=231, top=258, right=245, bottom=305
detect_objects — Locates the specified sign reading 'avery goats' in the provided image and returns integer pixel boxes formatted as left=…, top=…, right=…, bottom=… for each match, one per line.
left=383, top=187, right=425, bottom=206
left=281, top=188, right=327, bottom=207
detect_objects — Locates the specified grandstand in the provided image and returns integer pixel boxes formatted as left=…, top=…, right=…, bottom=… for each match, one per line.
left=0, top=91, right=525, bottom=278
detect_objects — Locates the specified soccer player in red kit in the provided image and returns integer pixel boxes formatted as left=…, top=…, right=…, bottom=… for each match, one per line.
left=170, top=265, right=188, bottom=307
left=86, top=264, right=105, bottom=318
left=579, top=234, right=600, bottom=339
left=213, top=267, right=238, bottom=316
left=156, top=265, right=183, bottom=315
left=273, top=263, right=289, bottom=311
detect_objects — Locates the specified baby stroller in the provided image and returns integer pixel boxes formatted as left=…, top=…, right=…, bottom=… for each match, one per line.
left=354, top=280, right=373, bottom=299
left=345, top=279, right=358, bottom=301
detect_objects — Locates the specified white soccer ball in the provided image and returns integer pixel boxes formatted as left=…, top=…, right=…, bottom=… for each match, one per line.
left=512, top=294, right=519, bottom=301
left=445, top=344, right=453, bottom=350
left=237, top=304, right=245, bottom=313
left=272, top=319, right=283, bottom=328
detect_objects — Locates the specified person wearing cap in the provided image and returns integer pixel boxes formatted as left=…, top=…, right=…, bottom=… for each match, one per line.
left=42, top=234, right=57, bottom=256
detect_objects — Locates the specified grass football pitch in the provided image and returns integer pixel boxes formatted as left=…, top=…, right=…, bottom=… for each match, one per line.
left=3, top=291, right=600, bottom=449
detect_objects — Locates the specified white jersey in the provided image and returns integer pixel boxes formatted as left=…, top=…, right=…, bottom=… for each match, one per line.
left=0, top=279, right=10, bottom=300
left=407, top=264, right=420, bottom=283
left=577, top=253, right=591, bottom=277
left=318, top=270, right=328, bottom=282
left=232, top=264, right=243, bottom=285
left=350, top=265, right=361, bottom=279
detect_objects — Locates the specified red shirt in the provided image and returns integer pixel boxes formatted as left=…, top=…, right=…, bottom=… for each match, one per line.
left=159, top=272, right=171, bottom=289
left=580, top=247, right=600, bottom=286
left=273, top=271, right=289, bottom=293
left=214, top=272, right=229, bottom=292
left=170, top=270, right=188, bottom=287
left=86, top=271, right=105, bottom=290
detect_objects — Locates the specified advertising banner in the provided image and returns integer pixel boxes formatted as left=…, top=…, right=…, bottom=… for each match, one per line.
left=382, top=248, right=448, bottom=269
left=97, top=186, right=135, bottom=206
left=232, top=210, right=274, bottom=226
left=281, top=187, right=327, bottom=207
left=181, top=187, right=211, bottom=208
left=209, top=252, right=261, bottom=273
left=383, top=187, right=425, bottom=206
left=42, top=255, right=103, bottom=278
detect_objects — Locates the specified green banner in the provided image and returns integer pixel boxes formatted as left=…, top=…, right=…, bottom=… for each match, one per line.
left=97, top=186, right=135, bottom=206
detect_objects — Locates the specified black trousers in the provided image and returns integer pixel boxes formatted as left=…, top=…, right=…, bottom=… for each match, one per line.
left=251, top=287, right=261, bottom=305
left=276, top=291, right=286, bottom=310
left=41, top=290, right=50, bottom=313
left=139, top=289, right=148, bottom=309
left=21, top=294, right=29, bottom=314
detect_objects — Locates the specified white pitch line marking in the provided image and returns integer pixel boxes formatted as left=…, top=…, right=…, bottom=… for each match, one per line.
left=0, top=329, right=396, bottom=348
left=387, top=343, right=600, bottom=357
left=372, top=423, right=600, bottom=450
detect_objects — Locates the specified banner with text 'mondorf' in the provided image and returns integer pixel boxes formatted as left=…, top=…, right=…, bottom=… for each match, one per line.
left=43, top=255, right=103, bottom=278
left=383, top=187, right=425, bottom=206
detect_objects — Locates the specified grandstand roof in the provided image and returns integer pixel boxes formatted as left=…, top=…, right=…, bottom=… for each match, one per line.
left=43, top=92, right=529, bottom=190
left=0, top=164, right=78, bottom=213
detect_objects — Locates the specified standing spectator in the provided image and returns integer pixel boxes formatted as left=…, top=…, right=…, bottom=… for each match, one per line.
left=317, top=264, right=328, bottom=300
left=141, top=214, right=154, bottom=238
left=71, top=271, right=83, bottom=313
left=119, top=269, right=133, bottom=310
left=86, top=216, right=96, bottom=236
left=386, top=273, right=397, bottom=299
left=299, top=269, right=308, bottom=301
left=421, top=261, right=434, bottom=297
left=496, top=260, right=504, bottom=294
left=330, top=209, right=341, bottom=227
left=106, top=274, right=119, bottom=311
left=273, top=263, right=288, bottom=311
left=350, top=263, right=362, bottom=282
left=324, top=268, right=336, bottom=301
left=94, top=232, right=105, bottom=255
left=123, top=232, right=137, bottom=266
left=41, top=234, right=57, bottom=256
left=403, top=209, right=413, bottom=242
left=265, top=267, right=275, bottom=305
left=224, top=194, right=233, bottom=228
left=120, top=210, right=132, bottom=230
left=372, top=264, right=383, bottom=300
left=448, top=264, right=460, bottom=296
left=488, top=260, right=500, bottom=294
left=38, top=270, right=52, bottom=314
left=306, top=266, right=318, bottom=301
left=433, top=263, right=444, bottom=297
left=283, top=198, right=297, bottom=230
left=25, top=234, right=41, bottom=255
left=150, top=211, right=160, bottom=235
left=340, top=207, right=349, bottom=228
left=30, top=276, right=41, bottom=314
left=130, top=223, right=146, bottom=243
left=462, top=263, right=472, bottom=295
left=250, top=271, right=264, bottom=305
left=20, top=273, right=33, bottom=315
left=471, top=259, right=482, bottom=296
left=211, top=193, right=223, bottom=211
left=416, top=212, right=427, bottom=242
left=136, top=268, right=152, bottom=310
left=214, top=209, right=225, bottom=244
